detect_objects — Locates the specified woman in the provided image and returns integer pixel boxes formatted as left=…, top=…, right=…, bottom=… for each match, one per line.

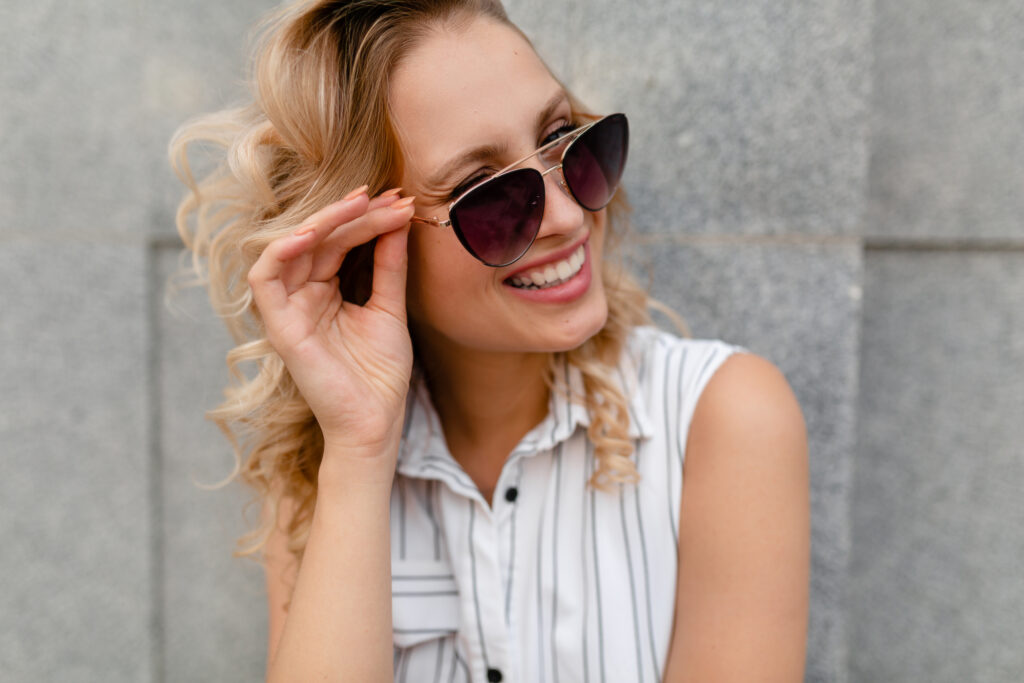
left=170, top=0, right=810, bottom=680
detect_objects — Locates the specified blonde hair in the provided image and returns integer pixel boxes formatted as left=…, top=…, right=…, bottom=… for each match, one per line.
left=169, top=0, right=681, bottom=564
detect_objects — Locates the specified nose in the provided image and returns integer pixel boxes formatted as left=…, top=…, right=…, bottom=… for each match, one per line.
left=535, top=164, right=584, bottom=240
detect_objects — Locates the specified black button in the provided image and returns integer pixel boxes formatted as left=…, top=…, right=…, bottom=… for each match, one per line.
left=504, top=487, right=518, bottom=502
left=487, top=668, right=503, bottom=682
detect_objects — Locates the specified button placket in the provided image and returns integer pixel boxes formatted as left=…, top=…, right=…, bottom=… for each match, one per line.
left=466, top=498, right=512, bottom=683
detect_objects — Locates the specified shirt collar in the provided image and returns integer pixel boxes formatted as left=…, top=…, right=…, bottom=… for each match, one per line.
left=396, top=350, right=654, bottom=481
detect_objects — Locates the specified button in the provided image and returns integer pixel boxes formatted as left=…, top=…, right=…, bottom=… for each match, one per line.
left=487, top=668, right=503, bottom=682
left=504, top=487, right=518, bottom=502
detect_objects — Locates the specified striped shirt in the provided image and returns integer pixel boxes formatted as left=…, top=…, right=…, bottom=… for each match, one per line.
left=389, top=326, right=748, bottom=683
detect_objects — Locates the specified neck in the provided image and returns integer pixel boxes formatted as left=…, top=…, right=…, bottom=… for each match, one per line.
left=413, top=329, right=551, bottom=469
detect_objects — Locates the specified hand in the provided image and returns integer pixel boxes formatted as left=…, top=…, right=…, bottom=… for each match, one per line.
left=247, top=186, right=416, bottom=459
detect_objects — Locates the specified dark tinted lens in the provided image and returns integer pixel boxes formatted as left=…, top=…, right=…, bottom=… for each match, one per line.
left=449, top=168, right=545, bottom=266
left=562, top=113, right=629, bottom=211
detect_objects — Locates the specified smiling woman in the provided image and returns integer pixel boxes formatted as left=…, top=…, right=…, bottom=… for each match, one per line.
left=168, top=1, right=809, bottom=681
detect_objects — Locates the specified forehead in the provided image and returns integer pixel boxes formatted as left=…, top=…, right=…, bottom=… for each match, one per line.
left=389, top=17, right=564, bottom=184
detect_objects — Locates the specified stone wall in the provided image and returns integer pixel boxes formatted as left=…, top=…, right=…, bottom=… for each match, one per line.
left=2, top=1, right=1020, bottom=680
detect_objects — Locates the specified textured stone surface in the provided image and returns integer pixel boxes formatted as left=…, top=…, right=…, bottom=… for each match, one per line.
left=0, top=2, right=147, bottom=240
left=6, top=0, right=1022, bottom=680
left=503, top=0, right=572, bottom=81
left=867, top=3, right=1024, bottom=241
left=0, top=243, right=151, bottom=681
left=554, top=1, right=872, bottom=238
left=0, top=0, right=276, bottom=242
left=157, top=248, right=267, bottom=682
left=144, top=0, right=281, bottom=241
left=151, top=0, right=873, bottom=241
left=850, top=251, right=1024, bottom=682
left=639, top=239, right=862, bottom=683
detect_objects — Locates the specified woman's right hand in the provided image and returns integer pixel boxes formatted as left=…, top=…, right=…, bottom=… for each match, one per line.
left=247, top=185, right=416, bottom=462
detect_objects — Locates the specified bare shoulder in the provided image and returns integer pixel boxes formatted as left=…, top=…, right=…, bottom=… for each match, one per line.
left=663, top=351, right=810, bottom=682
left=688, top=351, right=807, bottom=465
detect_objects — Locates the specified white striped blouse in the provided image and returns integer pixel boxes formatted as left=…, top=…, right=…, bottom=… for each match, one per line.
left=389, top=326, right=749, bottom=683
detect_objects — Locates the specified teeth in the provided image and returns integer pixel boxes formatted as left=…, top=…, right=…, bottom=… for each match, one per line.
left=509, top=245, right=586, bottom=290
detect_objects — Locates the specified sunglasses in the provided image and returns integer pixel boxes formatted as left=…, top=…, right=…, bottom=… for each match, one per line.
left=409, top=112, right=629, bottom=267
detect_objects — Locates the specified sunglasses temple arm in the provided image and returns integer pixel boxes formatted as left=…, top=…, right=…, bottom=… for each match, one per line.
left=408, top=216, right=451, bottom=228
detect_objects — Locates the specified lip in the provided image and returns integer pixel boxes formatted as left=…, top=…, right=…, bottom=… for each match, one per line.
left=501, top=239, right=593, bottom=305
left=502, top=233, right=590, bottom=281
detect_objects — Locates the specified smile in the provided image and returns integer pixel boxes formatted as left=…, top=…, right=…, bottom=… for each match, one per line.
left=506, top=245, right=585, bottom=290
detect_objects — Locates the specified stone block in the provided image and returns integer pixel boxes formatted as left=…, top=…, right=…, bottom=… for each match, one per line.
left=149, top=0, right=873, bottom=243
left=850, top=251, right=1024, bottom=681
left=0, top=243, right=151, bottom=681
left=142, top=0, right=282, bottom=241
left=0, top=3, right=147, bottom=240
left=637, top=239, right=863, bottom=683
left=504, top=0, right=572, bottom=82
left=555, top=1, right=872, bottom=238
left=154, top=1, right=568, bottom=244
left=157, top=247, right=267, bottom=682
left=867, top=2, right=1024, bottom=241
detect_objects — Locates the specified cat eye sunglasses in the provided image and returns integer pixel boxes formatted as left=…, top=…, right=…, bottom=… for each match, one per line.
left=409, top=112, right=629, bottom=267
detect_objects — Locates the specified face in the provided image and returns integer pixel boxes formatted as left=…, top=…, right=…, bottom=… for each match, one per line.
left=389, top=16, right=609, bottom=356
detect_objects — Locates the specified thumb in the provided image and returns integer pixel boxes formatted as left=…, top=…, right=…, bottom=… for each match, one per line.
left=366, top=223, right=410, bottom=320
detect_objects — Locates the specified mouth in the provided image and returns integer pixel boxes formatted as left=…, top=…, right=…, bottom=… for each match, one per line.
left=502, top=238, right=588, bottom=291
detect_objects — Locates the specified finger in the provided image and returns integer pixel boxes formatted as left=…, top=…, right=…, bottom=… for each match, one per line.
left=367, top=187, right=404, bottom=210
left=247, top=186, right=365, bottom=305
left=247, top=233, right=304, bottom=326
left=306, top=188, right=403, bottom=281
left=294, top=185, right=409, bottom=259
left=308, top=195, right=416, bottom=283
left=366, top=223, right=410, bottom=320
left=277, top=248, right=316, bottom=296
left=277, top=186, right=397, bottom=293
left=251, top=185, right=371, bottom=293
left=289, top=184, right=371, bottom=247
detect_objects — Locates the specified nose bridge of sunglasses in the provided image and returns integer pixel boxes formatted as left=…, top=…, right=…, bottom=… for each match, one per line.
left=540, top=163, right=570, bottom=192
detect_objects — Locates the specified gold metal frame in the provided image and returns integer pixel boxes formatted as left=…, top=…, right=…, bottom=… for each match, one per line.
left=408, top=112, right=607, bottom=230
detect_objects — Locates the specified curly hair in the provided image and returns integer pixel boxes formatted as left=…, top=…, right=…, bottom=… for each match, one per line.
left=168, top=0, right=685, bottom=566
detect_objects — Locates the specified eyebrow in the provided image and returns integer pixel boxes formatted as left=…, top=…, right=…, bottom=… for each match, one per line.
left=425, top=89, right=570, bottom=190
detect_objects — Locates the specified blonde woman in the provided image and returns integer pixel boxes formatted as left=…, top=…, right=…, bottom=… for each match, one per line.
left=170, top=0, right=810, bottom=680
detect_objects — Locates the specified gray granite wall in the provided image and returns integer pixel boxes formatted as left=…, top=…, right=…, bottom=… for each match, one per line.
left=849, top=2, right=1024, bottom=681
left=1, top=1, right=1020, bottom=681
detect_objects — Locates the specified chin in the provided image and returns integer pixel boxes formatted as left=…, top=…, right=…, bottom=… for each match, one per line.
left=532, top=290, right=610, bottom=354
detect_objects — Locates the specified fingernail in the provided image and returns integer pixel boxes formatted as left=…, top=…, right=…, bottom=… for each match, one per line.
left=343, top=184, right=370, bottom=201
left=379, top=187, right=403, bottom=198
left=293, top=224, right=316, bottom=237
left=391, top=196, right=416, bottom=210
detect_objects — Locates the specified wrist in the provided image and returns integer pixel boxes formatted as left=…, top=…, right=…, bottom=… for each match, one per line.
left=318, top=439, right=400, bottom=491
left=319, top=419, right=403, bottom=455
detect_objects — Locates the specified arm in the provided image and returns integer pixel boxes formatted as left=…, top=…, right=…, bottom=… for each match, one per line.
left=245, top=187, right=418, bottom=681
left=265, top=452, right=396, bottom=683
left=662, top=353, right=810, bottom=682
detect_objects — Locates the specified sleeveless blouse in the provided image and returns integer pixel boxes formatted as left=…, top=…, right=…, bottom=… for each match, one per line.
left=389, top=326, right=748, bottom=682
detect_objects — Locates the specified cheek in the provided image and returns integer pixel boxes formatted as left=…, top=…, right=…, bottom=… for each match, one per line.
left=404, top=227, right=440, bottom=321
left=405, top=224, right=485, bottom=322
left=591, top=218, right=606, bottom=265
